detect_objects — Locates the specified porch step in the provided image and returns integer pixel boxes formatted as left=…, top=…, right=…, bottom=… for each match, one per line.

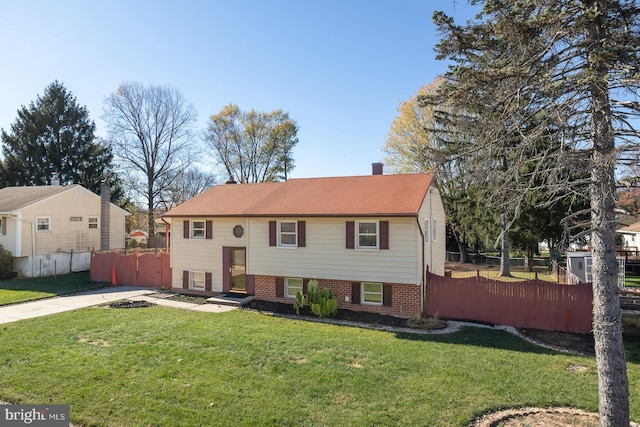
left=206, top=293, right=255, bottom=307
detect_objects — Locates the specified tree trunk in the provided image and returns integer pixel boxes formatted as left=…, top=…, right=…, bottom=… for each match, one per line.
left=499, top=212, right=511, bottom=277
left=525, top=244, right=534, bottom=272
left=148, top=184, right=155, bottom=239
left=586, top=2, right=630, bottom=424
left=451, top=225, right=472, bottom=263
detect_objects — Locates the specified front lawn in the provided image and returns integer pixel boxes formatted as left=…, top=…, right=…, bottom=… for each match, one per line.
left=0, top=307, right=638, bottom=426
left=0, top=272, right=104, bottom=305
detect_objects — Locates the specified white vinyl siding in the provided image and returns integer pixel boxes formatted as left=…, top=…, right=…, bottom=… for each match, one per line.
left=419, top=187, right=446, bottom=276
left=249, top=217, right=420, bottom=285
left=12, top=186, right=126, bottom=257
left=170, top=218, right=248, bottom=292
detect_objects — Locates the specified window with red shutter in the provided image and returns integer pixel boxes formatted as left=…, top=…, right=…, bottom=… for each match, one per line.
left=346, top=222, right=355, bottom=249
left=297, top=221, right=306, bottom=247
left=269, top=221, right=277, bottom=246
left=206, top=221, right=213, bottom=239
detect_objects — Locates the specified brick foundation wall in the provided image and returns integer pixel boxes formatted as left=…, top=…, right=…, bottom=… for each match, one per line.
left=254, top=275, right=421, bottom=319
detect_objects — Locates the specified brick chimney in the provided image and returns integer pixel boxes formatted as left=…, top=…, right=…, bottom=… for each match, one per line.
left=372, top=163, right=383, bottom=175
left=100, top=182, right=110, bottom=250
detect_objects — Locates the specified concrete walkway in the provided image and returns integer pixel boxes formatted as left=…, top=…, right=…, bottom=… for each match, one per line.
left=0, top=287, right=236, bottom=324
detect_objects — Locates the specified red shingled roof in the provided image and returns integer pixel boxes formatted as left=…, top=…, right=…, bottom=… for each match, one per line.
left=164, top=173, right=434, bottom=218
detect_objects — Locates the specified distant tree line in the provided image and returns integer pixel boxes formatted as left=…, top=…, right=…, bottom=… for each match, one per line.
left=0, top=81, right=299, bottom=237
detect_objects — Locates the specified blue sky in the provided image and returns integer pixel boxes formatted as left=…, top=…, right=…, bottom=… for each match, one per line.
left=0, top=1, right=479, bottom=179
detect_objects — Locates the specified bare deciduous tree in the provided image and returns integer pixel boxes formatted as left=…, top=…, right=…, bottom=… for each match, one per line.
left=103, top=82, right=197, bottom=236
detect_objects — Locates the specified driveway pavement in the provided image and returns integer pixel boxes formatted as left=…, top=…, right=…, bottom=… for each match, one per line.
left=0, top=286, right=235, bottom=324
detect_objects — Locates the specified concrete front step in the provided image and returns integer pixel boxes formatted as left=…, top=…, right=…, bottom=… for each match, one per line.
left=206, top=293, right=255, bottom=307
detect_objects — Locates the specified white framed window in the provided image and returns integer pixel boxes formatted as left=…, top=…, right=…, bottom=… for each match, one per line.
left=88, top=217, right=99, bottom=230
left=191, top=220, right=206, bottom=239
left=424, top=219, right=430, bottom=244
left=190, top=271, right=205, bottom=290
left=285, top=277, right=303, bottom=298
left=356, top=221, right=378, bottom=249
left=278, top=221, right=297, bottom=247
left=432, top=219, right=437, bottom=241
left=36, top=217, right=51, bottom=232
left=0, top=217, right=3, bottom=236
left=362, top=282, right=383, bottom=305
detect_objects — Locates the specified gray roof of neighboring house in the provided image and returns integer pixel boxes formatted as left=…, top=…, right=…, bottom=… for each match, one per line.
left=0, top=185, right=80, bottom=213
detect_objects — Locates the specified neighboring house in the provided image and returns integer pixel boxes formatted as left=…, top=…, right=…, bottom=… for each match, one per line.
left=617, top=221, right=640, bottom=250
left=127, top=229, right=149, bottom=247
left=163, top=168, right=446, bottom=319
left=0, top=184, right=128, bottom=277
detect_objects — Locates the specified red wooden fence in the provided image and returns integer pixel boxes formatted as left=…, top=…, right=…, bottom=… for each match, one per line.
left=90, top=250, right=172, bottom=288
left=424, top=272, right=593, bottom=333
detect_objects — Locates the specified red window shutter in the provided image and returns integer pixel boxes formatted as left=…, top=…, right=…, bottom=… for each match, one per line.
left=183, top=221, right=189, bottom=239
left=182, top=270, right=189, bottom=288
left=346, top=221, right=355, bottom=249
left=206, top=221, right=213, bottom=239
left=351, top=282, right=361, bottom=304
left=383, top=284, right=393, bottom=307
left=303, top=278, right=309, bottom=294
left=275, top=277, right=284, bottom=298
left=269, top=221, right=277, bottom=246
left=380, top=221, right=389, bottom=249
left=298, top=221, right=306, bottom=247
left=205, top=272, right=212, bottom=291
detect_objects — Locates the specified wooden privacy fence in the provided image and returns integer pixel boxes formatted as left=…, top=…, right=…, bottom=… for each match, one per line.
left=424, top=272, right=593, bottom=333
left=90, top=249, right=172, bottom=288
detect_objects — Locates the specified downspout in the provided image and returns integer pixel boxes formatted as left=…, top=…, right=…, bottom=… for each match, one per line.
left=9, top=213, right=35, bottom=278
left=416, top=216, right=425, bottom=317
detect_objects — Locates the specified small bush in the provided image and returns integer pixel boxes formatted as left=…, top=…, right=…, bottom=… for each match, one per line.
left=0, top=244, right=14, bottom=280
left=407, top=316, right=447, bottom=330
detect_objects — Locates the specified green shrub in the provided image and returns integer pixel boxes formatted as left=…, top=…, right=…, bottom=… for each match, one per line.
left=0, top=244, right=14, bottom=280
left=292, top=279, right=338, bottom=318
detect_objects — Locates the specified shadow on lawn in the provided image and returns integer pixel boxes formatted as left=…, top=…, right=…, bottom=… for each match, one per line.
left=394, top=327, right=566, bottom=356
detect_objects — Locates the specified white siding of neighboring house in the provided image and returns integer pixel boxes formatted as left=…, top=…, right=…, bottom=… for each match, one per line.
left=16, top=187, right=126, bottom=256
left=170, top=218, right=248, bottom=292
left=247, top=217, right=421, bottom=285
left=0, top=215, right=19, bottom=255
left=419, top=186, right=446, bottom=276
left=619, top=232, right=639, bottom=250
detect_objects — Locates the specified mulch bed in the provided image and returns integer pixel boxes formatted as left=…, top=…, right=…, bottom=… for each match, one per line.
left=244, top=299, right=595, bottom=355
left=244, top=299, right=410, bottom=328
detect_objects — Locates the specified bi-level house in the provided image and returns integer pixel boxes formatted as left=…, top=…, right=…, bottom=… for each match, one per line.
left=163, top=166, right=446, bottom=318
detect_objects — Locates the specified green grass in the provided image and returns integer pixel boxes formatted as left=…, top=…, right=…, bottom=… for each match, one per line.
left=0, top=308, right=639, bottom=426
left=0, top=272, right=105, bottom=305
left=625, top=274, right=640, bottom=288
